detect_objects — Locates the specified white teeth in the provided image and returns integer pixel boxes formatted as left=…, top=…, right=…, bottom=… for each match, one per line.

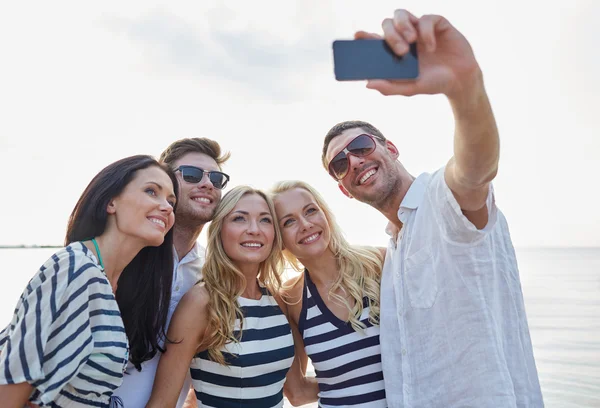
left=242, top=242, right=262, bottom=248
left=359, top=169, right=377, bottom=185
left=193, top=197, right=211, bottom=203
left=301, top=233, right=319, bottom=244
left=150, top=218, right=165, bottom=228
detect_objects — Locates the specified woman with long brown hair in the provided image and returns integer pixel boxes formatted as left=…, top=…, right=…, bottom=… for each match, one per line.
left=0, top=155, right=178, bottom=408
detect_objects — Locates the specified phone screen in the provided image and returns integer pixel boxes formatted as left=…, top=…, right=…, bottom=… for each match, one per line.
left=332, top=39, right=419, bottom=81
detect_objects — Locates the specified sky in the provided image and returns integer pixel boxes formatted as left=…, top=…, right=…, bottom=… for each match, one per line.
left=0, top=0, right=599, bottom=248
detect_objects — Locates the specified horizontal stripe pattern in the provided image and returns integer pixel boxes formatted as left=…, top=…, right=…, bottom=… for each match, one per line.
left=300, top=270, right=387, bottom=407
left=0, top=243, right=128, bottom=407
left=191, top=286, right=294, bottom=407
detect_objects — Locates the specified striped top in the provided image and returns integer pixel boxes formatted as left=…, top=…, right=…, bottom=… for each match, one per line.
left=0, top=242, right=129, bottom=408
left=190, top=286, right=295, bottom=408
left=299, top=270, right=387, bottom=408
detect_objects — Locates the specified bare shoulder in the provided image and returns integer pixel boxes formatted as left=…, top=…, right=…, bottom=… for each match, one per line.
left=281, top=273, right=304, bottom=302
left=179, top=283, right=210, bottom=311
left=168, top=284, right=210, bottom=344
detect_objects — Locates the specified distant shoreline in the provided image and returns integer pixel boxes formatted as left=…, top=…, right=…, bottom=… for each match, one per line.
left=0, top=245, right=62, bottom=249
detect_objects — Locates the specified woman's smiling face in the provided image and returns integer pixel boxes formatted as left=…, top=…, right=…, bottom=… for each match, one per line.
left=220, top=193, right=275, bottom=268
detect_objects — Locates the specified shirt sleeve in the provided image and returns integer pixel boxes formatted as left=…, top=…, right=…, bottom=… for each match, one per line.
left=0, top=246, right=95, bottom=403
left=427, top=166, right=498, bottom=245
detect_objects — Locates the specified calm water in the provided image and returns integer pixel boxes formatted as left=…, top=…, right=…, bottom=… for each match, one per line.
left=1, top=248, right=598, bottom=407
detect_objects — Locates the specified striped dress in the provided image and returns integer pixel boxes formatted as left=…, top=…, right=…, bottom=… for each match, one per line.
left=0, top=243, right=129, bottom=408
left=190, top=286, right=295, bottom=408
left=299, top=270, right=387, bottom=408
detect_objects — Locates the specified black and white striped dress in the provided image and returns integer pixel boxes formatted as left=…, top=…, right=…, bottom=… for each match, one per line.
left=299, top=270, right=387, bottom=408
left=190, top=286, right=295, bottom=408
left=0, top=243, right=128, bottom=407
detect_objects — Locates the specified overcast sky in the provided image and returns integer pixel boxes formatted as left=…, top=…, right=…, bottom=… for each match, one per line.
left=1, top=0, right=598, bottom=248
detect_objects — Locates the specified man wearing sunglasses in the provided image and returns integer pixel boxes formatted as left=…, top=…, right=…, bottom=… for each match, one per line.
left=322, top=8, right=543, bottom=408
left=113, top=137, right=230, bottom=408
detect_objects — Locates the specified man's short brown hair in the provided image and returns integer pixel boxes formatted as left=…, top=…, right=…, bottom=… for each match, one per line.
left=321, top=120, right=386, bottom=169
left=159, top=138, right=230, bottom=170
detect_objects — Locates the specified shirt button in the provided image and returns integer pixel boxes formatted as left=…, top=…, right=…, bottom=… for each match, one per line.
left=401, top=348, right=407, bottom=356
left=175, top=286, right=180, bottom=291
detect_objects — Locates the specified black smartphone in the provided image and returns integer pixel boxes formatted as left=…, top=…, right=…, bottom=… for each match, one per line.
left=332, top=39, right=419, bottom=81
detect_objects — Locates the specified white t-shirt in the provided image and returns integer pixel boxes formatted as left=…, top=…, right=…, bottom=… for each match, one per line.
left=112, top=242, right=205, bottom=408
left=380, top=168, right=543, bottom=408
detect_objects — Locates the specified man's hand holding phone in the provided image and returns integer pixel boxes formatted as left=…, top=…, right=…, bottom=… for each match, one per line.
left=334, top=9, right=483, bottom=101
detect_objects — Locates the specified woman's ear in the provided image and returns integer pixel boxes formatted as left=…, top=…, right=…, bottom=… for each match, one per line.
left=107, top=199, right=117, bottom=214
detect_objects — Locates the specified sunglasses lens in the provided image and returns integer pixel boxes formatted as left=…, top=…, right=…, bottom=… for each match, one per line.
left=209, top=172, right=229, bottom=189
left=180, top=166, right=229, bottom=189
left=329, top=135, right=377, bottom=180
left=330, top=153, right=349, bottom=180
left=348, top=134, right=376, bottom=156
left=181, top=167, right=204, bottom=183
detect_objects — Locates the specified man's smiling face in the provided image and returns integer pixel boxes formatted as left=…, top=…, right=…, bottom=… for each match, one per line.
left=325, top=128, right=401, bottom=207
left=173, top=152, right=222, bottom=224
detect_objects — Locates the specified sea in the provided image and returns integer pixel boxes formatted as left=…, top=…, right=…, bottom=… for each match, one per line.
left=0, top=247, right=598, bottom=407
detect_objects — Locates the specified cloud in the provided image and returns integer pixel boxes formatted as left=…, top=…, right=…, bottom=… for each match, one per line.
left=102, top=5, right=335, bottom=101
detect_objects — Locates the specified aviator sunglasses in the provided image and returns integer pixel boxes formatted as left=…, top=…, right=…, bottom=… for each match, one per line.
left=328, top=134, right=379, bottom=180
left=176, top=165, right=230, bottom=190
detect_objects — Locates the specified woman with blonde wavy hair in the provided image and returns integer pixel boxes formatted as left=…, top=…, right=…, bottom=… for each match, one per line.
left=272, top=180, right=387, bottom=408
left=146, top=185, right=318, bottom=407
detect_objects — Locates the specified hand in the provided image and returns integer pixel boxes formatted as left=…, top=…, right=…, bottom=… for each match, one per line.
left=182, top=385, right=196, bottom=408
left=356, top=9, right=482, bottom=100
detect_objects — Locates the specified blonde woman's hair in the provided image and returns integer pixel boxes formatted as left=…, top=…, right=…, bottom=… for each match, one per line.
left=201, top=186, right=285, bottom=365
left=270, top=180, right=383, bottom=332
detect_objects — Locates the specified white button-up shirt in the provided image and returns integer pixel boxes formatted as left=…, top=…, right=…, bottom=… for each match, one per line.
left=380, top=168, right=544, bottom=408
left=113, top=242, right=205, bottom=408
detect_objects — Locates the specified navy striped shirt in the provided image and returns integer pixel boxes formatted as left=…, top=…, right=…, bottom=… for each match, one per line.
left=299, top=270, right=386, bottom=407
left=0, top=243, right=128, bottom=407
left=190, top=286, right=295, bottom=408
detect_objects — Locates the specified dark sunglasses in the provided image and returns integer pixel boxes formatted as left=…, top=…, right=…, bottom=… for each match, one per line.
left=328, top=134, right=378, bottom=180
left=176, top=165, right=230, bottom=190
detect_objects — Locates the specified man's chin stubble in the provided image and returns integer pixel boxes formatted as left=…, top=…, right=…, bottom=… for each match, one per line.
left=361, top=179, right=402, bottom=212
left=177, top=207, right=216, bottom=227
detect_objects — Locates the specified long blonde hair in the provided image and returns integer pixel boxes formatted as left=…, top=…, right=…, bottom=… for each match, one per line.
left=270, top=181, right=383, bottom=331
left=201, top=186, right=285, bottom=365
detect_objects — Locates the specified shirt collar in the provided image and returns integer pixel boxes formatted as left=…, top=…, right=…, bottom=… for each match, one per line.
left=174, top=241, right=204, bottom=264
left=385, top=172, right=431, bottom=237
left=399, top=172, right=430, bottom=211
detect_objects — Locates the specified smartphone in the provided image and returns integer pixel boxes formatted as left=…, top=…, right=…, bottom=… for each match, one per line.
left=332, top=39, right=419, bottom=81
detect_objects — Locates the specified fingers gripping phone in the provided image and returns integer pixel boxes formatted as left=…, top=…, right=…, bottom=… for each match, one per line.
left=332, top=39, right=419, bottom=81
